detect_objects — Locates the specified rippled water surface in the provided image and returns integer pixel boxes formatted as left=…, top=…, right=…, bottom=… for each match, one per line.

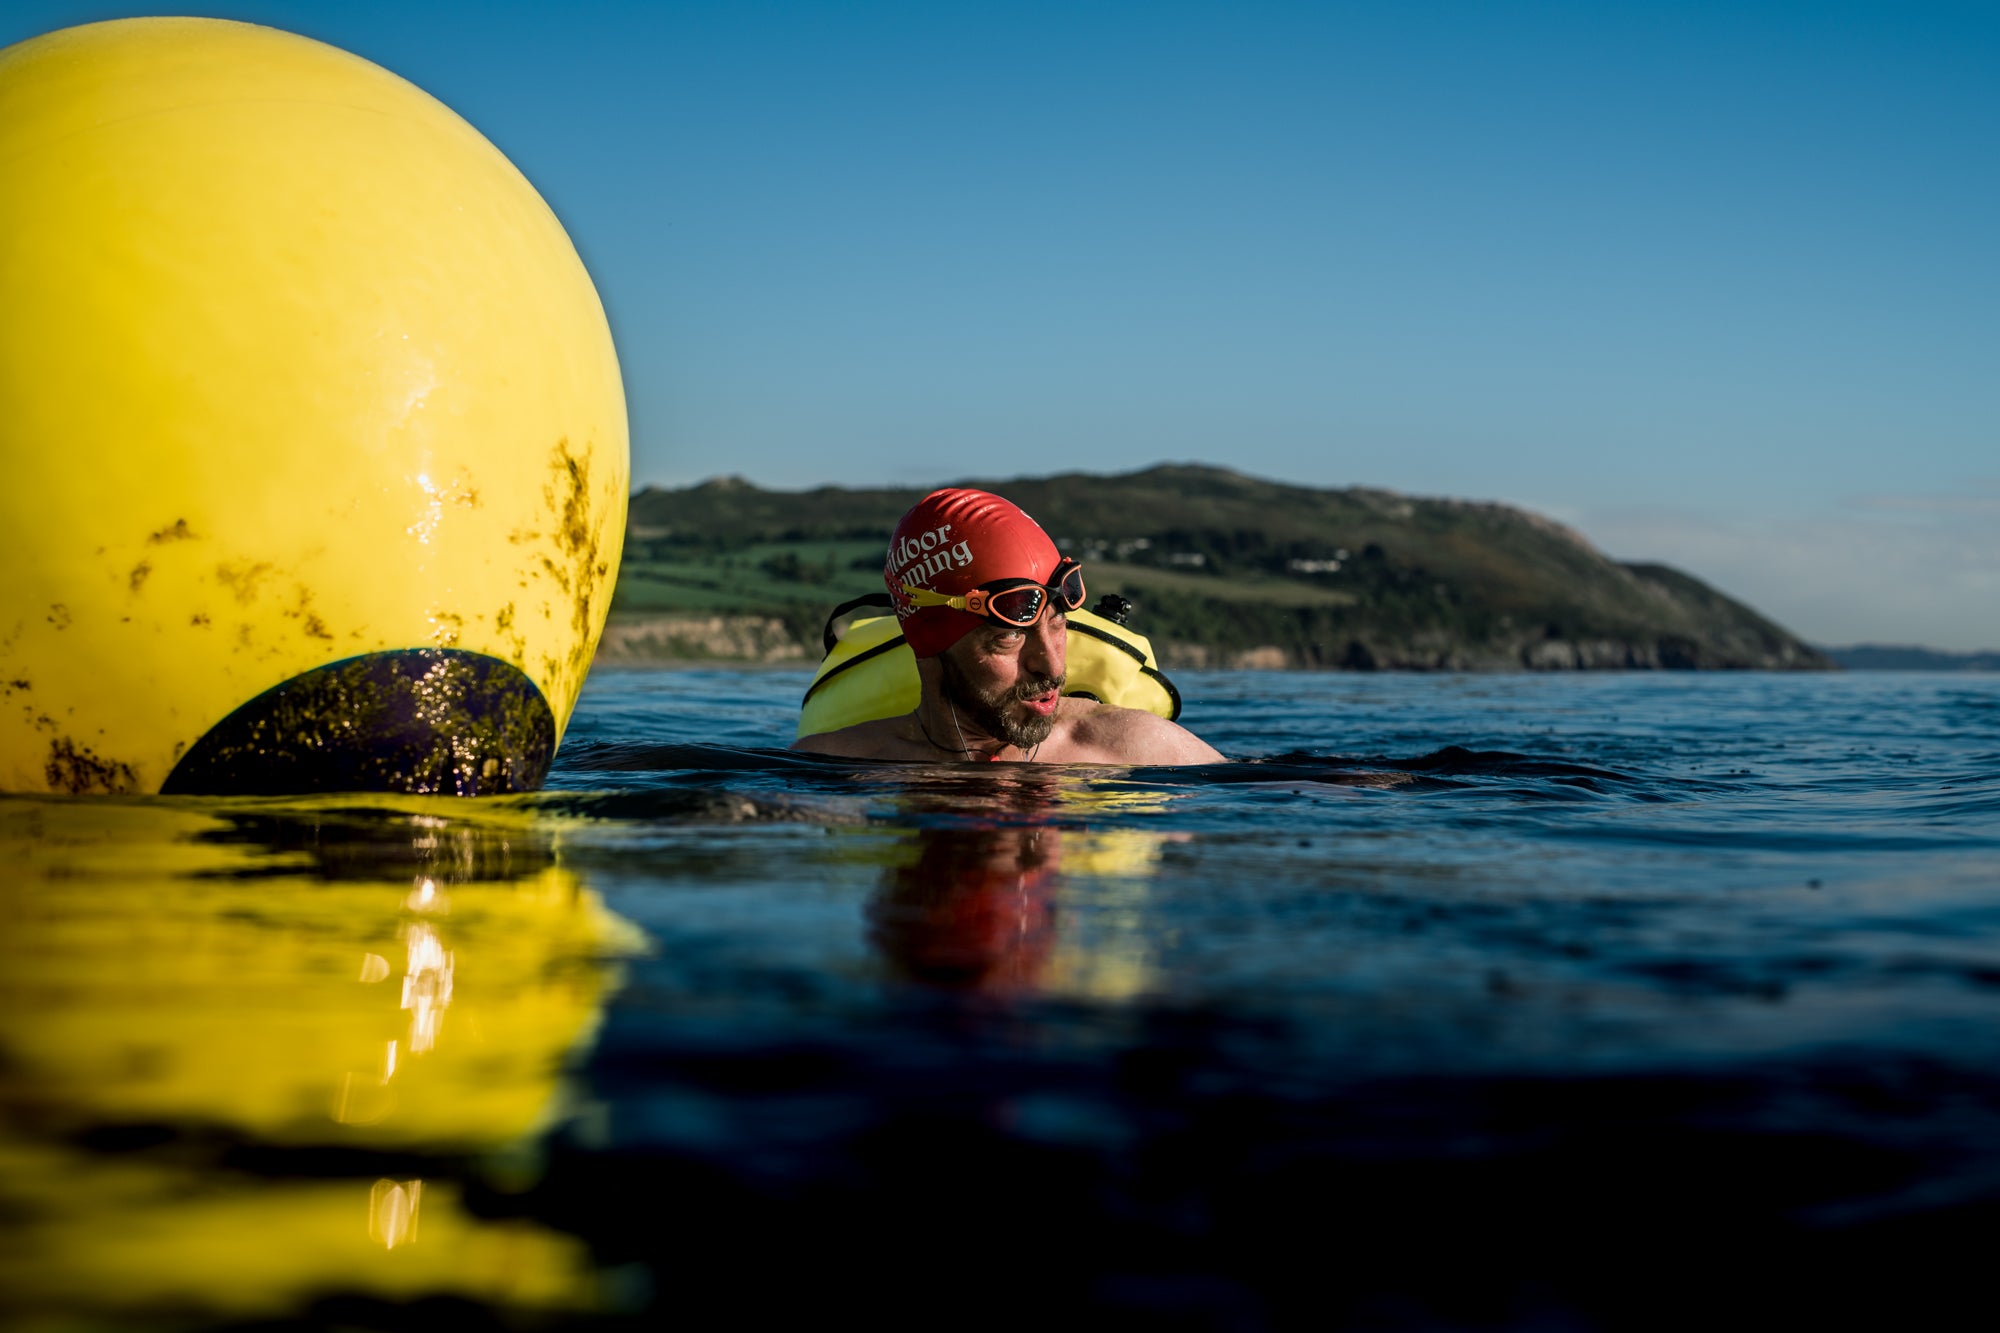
left=4, top=670, right=1998, bottom=1330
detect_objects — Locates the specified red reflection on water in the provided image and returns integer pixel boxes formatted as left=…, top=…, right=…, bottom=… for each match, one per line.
left=868, top=826, right=1060, bottom=993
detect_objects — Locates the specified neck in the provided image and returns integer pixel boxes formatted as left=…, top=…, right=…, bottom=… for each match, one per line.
left=914, top=694, right=1012, bottom=762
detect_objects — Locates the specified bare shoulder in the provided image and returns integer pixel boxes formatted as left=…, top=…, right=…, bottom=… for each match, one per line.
left=790, top=717, right=917, bottom=759
left=1056, top=701, right=1226, bottom=765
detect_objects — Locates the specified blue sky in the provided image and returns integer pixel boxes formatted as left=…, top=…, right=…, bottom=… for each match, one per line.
left=5, top=1, right=1996, bottom=648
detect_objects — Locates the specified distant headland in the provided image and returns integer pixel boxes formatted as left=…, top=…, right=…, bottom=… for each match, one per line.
left=1820, top=645, right=2000, bottom=672
left=602, top=465, right=1832, bottom=671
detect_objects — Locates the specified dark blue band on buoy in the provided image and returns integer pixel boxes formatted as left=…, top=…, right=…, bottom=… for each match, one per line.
left=161, top=649, right=556, bottom=796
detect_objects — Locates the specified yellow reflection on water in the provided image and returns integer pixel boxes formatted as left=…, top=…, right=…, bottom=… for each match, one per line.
left=1041, top=829, right=1176, bottom=1000
left=0, top=795, right=641, bottom=1328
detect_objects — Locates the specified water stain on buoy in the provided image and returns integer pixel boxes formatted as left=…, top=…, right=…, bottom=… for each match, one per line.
left=278, top=586, right=334, bottom=641
left=492, top=603, right=526, bottom=668
left=147, top=520, right=197, bottom=545
left=46, top=738, right=138, bottom=794
left=543, top=438, right=613, bottom=713
left=215, top=562, right=273, bottom=605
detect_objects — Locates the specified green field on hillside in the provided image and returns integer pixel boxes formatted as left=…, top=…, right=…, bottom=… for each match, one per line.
left=611, top=540, right=882, bottom=613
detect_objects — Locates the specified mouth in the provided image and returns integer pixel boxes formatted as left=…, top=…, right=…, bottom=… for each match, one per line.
left=1019, top=688, right=1061, bottom=716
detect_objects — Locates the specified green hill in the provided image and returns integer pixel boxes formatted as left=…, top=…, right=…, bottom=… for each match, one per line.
left=607, top=465, right=1831, bottom=671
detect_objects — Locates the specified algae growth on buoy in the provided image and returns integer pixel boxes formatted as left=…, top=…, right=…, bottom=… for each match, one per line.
left=0, top=17, right=628, bottom=795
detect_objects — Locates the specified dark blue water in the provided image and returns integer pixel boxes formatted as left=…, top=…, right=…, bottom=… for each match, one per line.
left=4, top=669, right=1998, bottom=1330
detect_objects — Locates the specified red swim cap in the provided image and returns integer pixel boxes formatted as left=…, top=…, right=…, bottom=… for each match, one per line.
left=885, top=488, right=1061, bottom=657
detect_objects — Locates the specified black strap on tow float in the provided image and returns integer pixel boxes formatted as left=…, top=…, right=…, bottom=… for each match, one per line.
left=820, top=592, right=895, bottom=653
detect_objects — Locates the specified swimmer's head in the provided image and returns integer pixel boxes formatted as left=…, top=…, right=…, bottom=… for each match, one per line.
left=884, top=488, right=1063, bottom=658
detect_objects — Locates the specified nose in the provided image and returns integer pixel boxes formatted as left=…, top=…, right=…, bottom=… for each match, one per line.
left=1024, top=615, right=1067, bottom=679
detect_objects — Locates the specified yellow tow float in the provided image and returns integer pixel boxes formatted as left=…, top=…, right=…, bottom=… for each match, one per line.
left=798, top=600, right=1181, bottom=739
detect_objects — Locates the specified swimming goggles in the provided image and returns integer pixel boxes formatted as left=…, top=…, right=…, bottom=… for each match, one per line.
left=902, top=558, right=1086, bottom=628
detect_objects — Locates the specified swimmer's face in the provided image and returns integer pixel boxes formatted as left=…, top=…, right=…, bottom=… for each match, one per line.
left=938, top=612, right=1068, bottom=748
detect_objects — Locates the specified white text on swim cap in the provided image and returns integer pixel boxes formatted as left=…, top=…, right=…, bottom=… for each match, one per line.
left=887, top=524, right=976, bottom=589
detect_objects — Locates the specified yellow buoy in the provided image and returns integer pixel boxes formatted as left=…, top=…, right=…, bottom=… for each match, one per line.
left=0, top=18, right=628, bottom=795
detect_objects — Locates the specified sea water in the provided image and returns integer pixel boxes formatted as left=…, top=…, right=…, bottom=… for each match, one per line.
left=3, top=670, right=1997, bottom=1330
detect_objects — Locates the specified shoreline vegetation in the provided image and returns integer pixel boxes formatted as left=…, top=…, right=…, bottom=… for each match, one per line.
left=600, top=465, right=1844, bottom=672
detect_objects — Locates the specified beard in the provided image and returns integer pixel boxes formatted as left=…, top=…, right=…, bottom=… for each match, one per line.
left=939, top=652, right=1063, bottom=750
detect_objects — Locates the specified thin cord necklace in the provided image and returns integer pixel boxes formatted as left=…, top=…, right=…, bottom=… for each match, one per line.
left=915, top=707, right=974, bottom=757
left=948, top=697, right=977, bottom=756
left=958, top=697, right=1046, bottom=763
left=913, top=698, right=1043, bottom=763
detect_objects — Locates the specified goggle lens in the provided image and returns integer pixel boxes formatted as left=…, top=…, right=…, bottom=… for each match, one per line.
left=986, top=585, right=1049, bottom=624
left=1054, top=563, right=1086, bottom=611
left=983, top=563, right=1085, bottom=625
